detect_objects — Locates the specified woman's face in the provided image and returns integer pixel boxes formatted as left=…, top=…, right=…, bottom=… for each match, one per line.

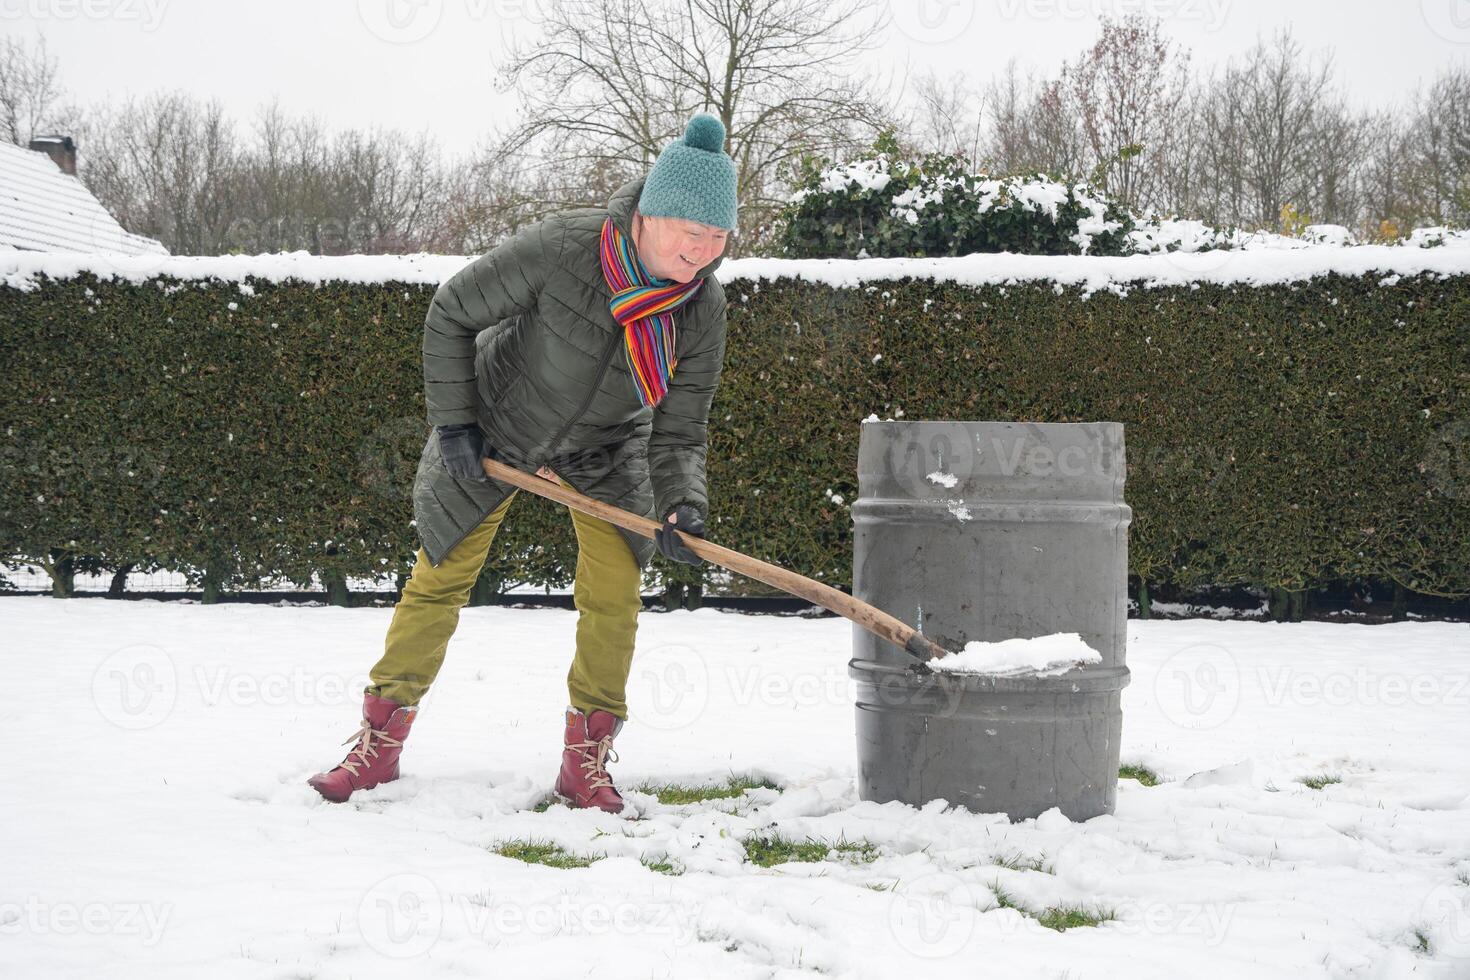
left=633, top=213, right=729, bottom=283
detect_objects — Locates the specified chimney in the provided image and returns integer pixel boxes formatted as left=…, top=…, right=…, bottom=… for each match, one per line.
left=28, top=135, right=78, bottom=176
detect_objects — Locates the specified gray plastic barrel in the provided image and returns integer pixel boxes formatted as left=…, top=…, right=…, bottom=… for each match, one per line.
left=849, top=420, right=1131, bottom=821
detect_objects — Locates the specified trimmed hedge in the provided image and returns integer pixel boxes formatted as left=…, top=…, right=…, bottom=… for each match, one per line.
left=2, top=267, right=1467, bottom=602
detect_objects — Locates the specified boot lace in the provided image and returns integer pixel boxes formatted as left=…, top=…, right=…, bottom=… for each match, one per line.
left=337, top=718, right=402, bottom=777
left=569, top=734, right=619, bottom=790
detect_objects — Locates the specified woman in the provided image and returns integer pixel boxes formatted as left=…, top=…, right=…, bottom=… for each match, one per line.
left=308, top=114, right=736, bottom=813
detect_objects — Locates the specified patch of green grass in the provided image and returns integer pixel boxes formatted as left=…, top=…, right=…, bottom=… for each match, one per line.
left=741, top=832, right=881, bottom=867
left=1412, top=929, right=1432, bottom=955
left=993, top=852, right=1054, bottom=874
left=993, top=886, right=1110, bottom=932
left=743, top=833, right=833, bottom=867
left=1118, top=764, right=1159, bottom=787
left=635, top=775, right=779, bottom=805
left=832, top=837, right=880, bottom=863
left=1036, top=905, right=1110, bottom=931
left=992, top=886, right=1026, bottom=913
left=744, top=834, right=831, bottom=866
left=493, top=839, right=599, bottom=870
left=531, top=798, right=556, bottom=813
left=1299, top=774, right=1343, bottom=790
left=640, top=855, right=682, bottom=876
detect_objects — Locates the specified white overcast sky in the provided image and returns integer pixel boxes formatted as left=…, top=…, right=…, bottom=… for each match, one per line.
left=9, top=0, right=1470, bottom=158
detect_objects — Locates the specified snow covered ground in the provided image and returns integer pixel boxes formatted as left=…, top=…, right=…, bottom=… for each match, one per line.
left=3, top=598, right=1467, bottom=979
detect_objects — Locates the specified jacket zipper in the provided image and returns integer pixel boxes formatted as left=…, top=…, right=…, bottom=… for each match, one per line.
left=540, top=326, right=626, bottom=465
left=434, top=328, right=625, bottom=566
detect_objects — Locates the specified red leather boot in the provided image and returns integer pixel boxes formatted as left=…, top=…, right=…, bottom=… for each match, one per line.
left=307, top=694, right=417, bottom=803
left=554, top=707, right=626, bottom=814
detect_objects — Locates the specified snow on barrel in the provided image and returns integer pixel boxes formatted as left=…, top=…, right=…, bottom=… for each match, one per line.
left=849, top=420, right=1132, bottom=820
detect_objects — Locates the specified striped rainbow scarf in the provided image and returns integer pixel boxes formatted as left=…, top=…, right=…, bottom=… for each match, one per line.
left=599, top=217, right=703, bottom=408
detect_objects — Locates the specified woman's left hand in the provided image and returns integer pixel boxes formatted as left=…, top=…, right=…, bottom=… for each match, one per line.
left=655, top=505, right=705, bottom=565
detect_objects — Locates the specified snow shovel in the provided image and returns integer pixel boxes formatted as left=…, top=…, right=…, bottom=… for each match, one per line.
left=480, top=456, right=947, bottom=668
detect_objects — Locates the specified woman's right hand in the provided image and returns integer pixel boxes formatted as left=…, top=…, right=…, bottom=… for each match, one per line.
left=436, top=424, right=487, bottom=481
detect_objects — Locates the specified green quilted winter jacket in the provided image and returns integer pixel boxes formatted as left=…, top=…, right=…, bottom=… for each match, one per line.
left=410, top=175, right=729, bottom=568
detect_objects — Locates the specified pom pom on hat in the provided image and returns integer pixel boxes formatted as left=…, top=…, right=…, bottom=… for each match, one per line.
left=682, top=113, right=726, bottom=152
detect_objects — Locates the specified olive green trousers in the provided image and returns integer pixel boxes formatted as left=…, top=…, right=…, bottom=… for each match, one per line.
left=366, top=481, right=643, bottom=718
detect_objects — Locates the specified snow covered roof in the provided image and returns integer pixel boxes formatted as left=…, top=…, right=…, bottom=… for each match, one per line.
left=0, top=140, right=167, bottom=256
left=2, top=241, right=1469, bottom=296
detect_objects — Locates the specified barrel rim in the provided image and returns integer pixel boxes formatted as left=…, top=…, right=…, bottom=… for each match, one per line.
left=848, top=658, right=1131, bottom=693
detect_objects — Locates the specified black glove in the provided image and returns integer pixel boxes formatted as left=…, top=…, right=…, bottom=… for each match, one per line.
left=655, top=504, right=705, bottom=566
left=436, top=423, right=487, bottom=481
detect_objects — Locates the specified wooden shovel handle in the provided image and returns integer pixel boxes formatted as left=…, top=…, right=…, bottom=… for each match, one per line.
left=480, top=456, right=944, bottom=665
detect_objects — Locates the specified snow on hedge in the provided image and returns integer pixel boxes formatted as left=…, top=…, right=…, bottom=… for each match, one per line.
left=3, top=234, right=1470, bottom=298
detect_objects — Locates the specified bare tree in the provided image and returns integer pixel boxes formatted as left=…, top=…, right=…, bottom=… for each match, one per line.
left=907, top=69, right=987, bottom=163
left=1305, top=99, right=1375, bottom=228
left=322, top=127, right=450, bottom=253
left=1401, top=65, right=1470, bottom=228
left=0, top=34, right=79, bottom=145
left=977, top=59, right=1086, bottom=179
left=494, top=0, right=896, bottom=250
left=443, top=132, right=629, bottom=252
left=1059, top=14, right=1192, bottom=213
left=1153, top=80, right=1208, bottom=219
left=1195, top=29, right=1349, bottom=231
left=1357, top=108, right=1413, bottom=238
left=81, top=92, right=241, bottom=253
left=79, top=91, right=462, bottom=255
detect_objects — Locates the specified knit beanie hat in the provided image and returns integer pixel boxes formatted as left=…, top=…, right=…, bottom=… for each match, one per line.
left=637, top=113, right=738, bottom=231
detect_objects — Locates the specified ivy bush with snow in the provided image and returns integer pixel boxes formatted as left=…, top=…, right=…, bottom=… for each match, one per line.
left=778, top=145, right=1469, bottom=260
left=778, top=150, right=1136, bottom=259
